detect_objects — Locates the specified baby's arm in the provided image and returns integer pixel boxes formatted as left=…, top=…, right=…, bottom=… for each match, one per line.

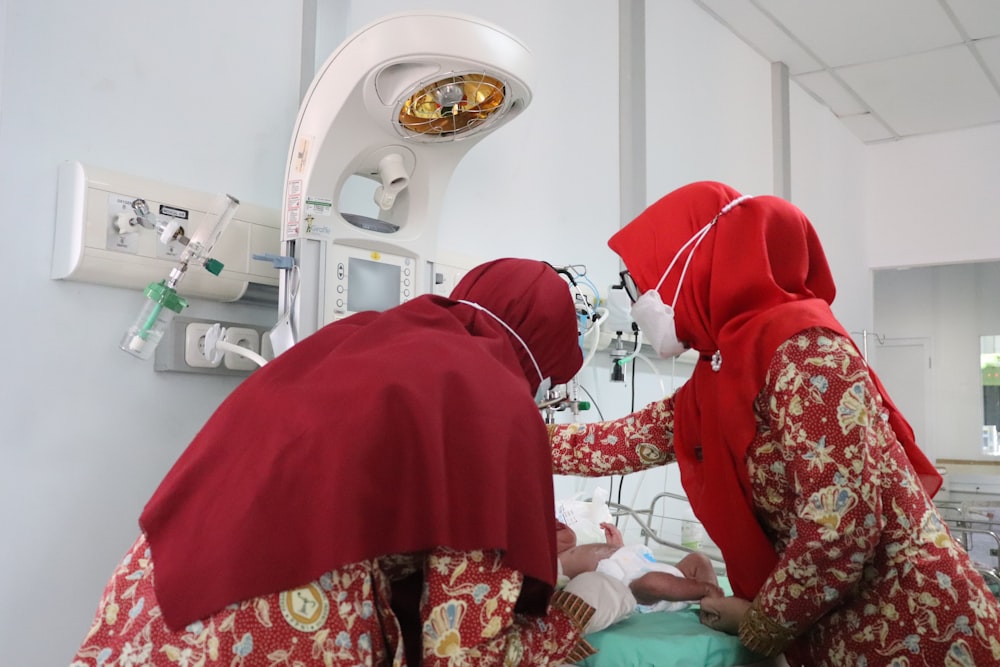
left=600, top=522, right=624, bottom=548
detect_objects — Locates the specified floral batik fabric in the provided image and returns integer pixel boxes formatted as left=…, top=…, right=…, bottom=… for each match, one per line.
left=548, top=328, right=1000, bottom=666
left=70, top=538, right=585, bottom=666
left=752, top=331, right=1000, bottom=666
left=71, top=534, right=402, bottom=667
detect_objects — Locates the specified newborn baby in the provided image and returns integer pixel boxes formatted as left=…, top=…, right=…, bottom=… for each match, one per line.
left=558, top=521, right=723, bottom=613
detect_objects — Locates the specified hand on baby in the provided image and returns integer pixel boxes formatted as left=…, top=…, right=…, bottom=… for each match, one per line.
left=702, top=582, right=725, bottom=599
left=698, top=595, right=751, bottom=635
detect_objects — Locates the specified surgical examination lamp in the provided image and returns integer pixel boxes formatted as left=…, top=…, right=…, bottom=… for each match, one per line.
left=275, top=11, right=534, bottom=348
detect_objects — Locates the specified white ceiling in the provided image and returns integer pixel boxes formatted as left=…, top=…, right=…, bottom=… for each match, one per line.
left=693, top=0, right=1000, bottom=144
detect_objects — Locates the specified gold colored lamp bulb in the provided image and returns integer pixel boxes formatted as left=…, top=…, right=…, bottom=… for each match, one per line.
left=398, top=73, right=506, bottom=136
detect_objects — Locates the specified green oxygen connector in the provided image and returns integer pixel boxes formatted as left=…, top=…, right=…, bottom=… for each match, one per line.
left=143, top=280, right=188, bottom=314
left=204, top=258, right=224, bottom=276
left=577, top=401, right=591, bottom=411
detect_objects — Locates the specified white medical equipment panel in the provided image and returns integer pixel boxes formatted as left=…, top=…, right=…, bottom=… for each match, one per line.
left=52, top=161, right=281, bottom=302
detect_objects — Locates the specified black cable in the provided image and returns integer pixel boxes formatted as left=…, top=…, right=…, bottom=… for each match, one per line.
left=619, top=327, right=640, bottom=521
left=541, top=260, right=579, bottom=287
left=575, top=383, right=620, bottom=523
left=630, top=326, right=639, bottom=412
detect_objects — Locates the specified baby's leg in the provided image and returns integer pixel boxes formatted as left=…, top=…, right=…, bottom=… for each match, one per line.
left=630, top=571, right=717, bottom=604
left=675, top=552, right=719, bottom=587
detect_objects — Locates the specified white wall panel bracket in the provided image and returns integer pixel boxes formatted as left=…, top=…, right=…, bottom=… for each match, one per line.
left=52, top=161, right=282, bottom=302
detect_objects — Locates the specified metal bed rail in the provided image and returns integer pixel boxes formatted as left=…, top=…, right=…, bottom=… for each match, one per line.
left=613, top=493, right=999, bottom=598
left=607, top=492, right=728, bottom=574
left=934, top=498, right=1000, bottom=599
left=935, top=501, right=999, bottom=561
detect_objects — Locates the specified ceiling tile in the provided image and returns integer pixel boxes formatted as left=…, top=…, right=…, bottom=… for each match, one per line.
left=757, top=0, right=963, bottom=66
left=839, top=113, right=896, bottom=143
left=794, top=71, right=868, bottom=116
left=693, top=0, right=821, bottom=73
left=976, top=35, right=1000, bottom=79
left=944, top=0, right=1000, bottom=40
left=837, top=45, right=1000, bottom=136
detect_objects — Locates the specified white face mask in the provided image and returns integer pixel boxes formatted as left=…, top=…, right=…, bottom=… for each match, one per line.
left=630, top=226, right=710, bottom=359
left=629, top=195, right=753, bottom=359
left=629, top=292, right=687, bottom=359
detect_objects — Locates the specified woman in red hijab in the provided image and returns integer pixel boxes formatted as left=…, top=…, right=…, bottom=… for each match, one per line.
left=71, top=258, right=601, bottom=666
left=549, top=182, right=1000, bottom=666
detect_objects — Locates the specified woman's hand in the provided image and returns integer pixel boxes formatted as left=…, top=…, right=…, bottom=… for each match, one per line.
left=698, top=595, right=751, bottom=635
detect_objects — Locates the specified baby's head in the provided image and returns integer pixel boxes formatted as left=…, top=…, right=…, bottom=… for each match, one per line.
left=558, top=542, right=620, bottom=578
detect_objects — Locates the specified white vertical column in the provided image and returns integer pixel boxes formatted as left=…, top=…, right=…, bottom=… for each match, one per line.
left=619, top=0, right=647, bottom=238
left=771, top=61, right=791, bottom=199
left=299, top=0, right=318, bottom=102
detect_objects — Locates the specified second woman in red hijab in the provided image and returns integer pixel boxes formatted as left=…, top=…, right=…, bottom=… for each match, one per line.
left=549, top=182, right=1000, bottom=666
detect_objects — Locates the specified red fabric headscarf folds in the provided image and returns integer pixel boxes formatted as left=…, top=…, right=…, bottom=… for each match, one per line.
left=141, top=258, right=583, bottom=630
left=608, top=182, right=941, bottom=600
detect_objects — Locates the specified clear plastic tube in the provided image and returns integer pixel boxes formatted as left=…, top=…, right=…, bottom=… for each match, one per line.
left=188, top=195, right=239, bottom=261
left=168, top=194, right=240, bottom=287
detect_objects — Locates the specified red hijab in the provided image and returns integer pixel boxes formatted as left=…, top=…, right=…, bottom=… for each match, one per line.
left=140, top=258, right=583, bottom=629
left=609, top=182, right=941, bottom=599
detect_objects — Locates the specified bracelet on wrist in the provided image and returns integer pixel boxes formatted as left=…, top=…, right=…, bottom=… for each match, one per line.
left=737, top=599, right=796, bottom=658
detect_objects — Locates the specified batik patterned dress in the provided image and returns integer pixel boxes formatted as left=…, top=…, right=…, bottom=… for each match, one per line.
left=550, top=328, right=1000, bottom=666
left=70, top=538, right=592, bottom=667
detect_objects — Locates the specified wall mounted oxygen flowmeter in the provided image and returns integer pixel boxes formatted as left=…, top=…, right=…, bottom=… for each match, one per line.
left=120, top=194, right=240, bottom=360
left=52, top=160, right=282, bottom=362
left=52, top=161, right=280, bottom=300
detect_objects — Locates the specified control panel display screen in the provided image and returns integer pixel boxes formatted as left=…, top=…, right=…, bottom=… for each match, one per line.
left=346, top=257, right=402, bottom=313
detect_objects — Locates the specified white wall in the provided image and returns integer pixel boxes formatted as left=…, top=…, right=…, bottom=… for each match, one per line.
left=0, top=1, right=941, bottom=665
left=645, top=0, right=774, bottom=197
left=865, top=123, right=1000, bottom=463
left=0, top=1, right=303, bottom=663
left=867, top=124, right=1000, bottom=269
left=788, top=85, right=872, bottom=337
left=874, top=262, right=1000, bottom=462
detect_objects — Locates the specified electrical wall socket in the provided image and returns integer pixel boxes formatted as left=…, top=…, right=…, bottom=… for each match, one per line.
left=223, top=327, right=261, bottom=371
left=184, top=322, right=221, bottom=368
left=155, top=316, right=269, bottom=376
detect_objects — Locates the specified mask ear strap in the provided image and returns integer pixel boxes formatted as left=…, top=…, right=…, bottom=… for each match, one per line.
left=665, top=195, right=756, bottom=306
left=653, top=227, right=704, bottom=292
left=456, top=299, right=547, bottom=390
left=669, top=224, right=713, bottom=307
